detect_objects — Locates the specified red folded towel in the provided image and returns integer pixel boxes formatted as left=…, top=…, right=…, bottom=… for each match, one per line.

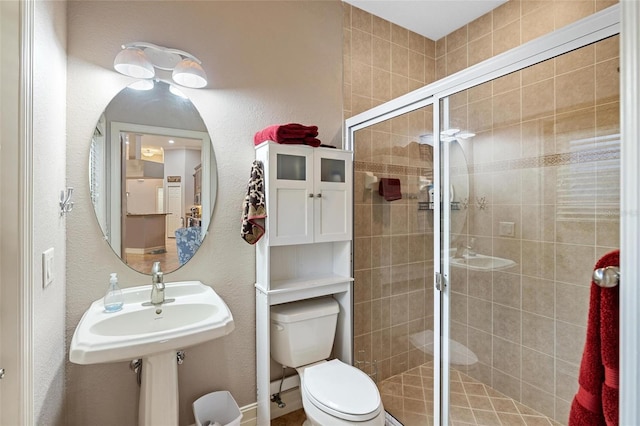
left=277, top=136, right=322, bottom=147
left=569, top=249, right=619, bottom=426
left=254, top=123, right=320, bottom=146
left=378, top=178, right=402, bottom=202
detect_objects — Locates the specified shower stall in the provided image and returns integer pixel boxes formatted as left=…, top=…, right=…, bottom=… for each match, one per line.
left=347, top=7, right=620, bottom=425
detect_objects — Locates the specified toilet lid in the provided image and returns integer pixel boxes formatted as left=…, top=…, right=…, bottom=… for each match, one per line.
left=303, top=359, right=381, bottom=421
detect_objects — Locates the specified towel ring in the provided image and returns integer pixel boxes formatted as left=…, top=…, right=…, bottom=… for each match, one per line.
left=592, top=266, right=620, bottom=288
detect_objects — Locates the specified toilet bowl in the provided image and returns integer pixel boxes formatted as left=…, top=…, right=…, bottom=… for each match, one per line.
left=297, top=360, right=384, bottom=426
left=270, top=298, right=385, bottom=426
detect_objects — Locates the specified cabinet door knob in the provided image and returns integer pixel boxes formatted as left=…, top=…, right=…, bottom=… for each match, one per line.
left=316, top=193, right=322, bottom=198
left=308, top=193, right=314, bottom=198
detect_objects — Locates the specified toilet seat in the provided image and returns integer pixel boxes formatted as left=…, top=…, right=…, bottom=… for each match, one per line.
left=302, top=359, right=382, bottom=422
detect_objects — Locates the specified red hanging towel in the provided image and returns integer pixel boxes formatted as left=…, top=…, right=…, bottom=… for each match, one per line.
left=568, top=249, right=619, bottom=426
left=378, top=178, right=402, bottom=202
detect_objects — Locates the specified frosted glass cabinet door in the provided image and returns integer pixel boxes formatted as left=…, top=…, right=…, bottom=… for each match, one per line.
left=267, top=145, right=314, bottom=245
left=313, top=150, right=352, bottom=243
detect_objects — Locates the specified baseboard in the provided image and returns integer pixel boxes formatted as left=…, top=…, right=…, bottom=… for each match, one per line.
left=239, top=402, right=257, bottom=426
left=238, top=386, right=304, bottom=425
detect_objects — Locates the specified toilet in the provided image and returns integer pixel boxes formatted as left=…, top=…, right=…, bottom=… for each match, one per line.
left=270, top=297, right=385, bottom=426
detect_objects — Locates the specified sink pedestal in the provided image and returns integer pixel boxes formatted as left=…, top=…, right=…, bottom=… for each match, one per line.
left=139, top=351, right=179, bottom=426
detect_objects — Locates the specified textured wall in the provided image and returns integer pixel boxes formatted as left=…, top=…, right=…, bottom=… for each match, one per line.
left=65, top=2, right=343, bottom=425
left=33, top=1, right=67, bottom=424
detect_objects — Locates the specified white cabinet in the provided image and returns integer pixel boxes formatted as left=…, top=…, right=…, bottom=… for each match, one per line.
left=256, top=142, right=352, bottom=246
left=254, top=142, right=354, bottom=425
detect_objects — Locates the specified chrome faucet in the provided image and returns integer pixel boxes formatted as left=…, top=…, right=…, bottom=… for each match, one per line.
left=466, top=237, right=477, bottom=257
left=454, top=237, right=477, bottom=258
left=150, top=261, right=165, bottom=305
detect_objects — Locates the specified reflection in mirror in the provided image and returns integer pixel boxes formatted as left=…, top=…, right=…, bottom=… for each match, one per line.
left=89, top=81, right=217, bottom=275
left=449, top=139, right=469, bottom=237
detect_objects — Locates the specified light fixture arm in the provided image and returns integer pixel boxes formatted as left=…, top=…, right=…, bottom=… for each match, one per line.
left=121, top=42, right=203, bottom=65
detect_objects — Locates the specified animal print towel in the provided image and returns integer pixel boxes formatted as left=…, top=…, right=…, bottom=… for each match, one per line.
left=241, top=161, right=267, bottom=245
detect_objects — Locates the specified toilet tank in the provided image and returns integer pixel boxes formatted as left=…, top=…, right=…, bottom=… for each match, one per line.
left=270, top=297, right=340, bottom=368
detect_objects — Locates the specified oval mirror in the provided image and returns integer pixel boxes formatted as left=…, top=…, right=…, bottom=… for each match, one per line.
left=89, top=81, right=217, bottom=275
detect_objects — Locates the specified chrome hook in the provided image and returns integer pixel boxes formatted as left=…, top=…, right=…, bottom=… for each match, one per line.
left=59, top=187, right=74, bottom=216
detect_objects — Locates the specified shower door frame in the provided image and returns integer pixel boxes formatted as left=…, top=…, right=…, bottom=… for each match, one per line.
left=345, top=5, right=625, bottom=424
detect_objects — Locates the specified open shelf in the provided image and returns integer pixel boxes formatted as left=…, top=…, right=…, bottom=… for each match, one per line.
left=255, top=274, right=352, bottom=305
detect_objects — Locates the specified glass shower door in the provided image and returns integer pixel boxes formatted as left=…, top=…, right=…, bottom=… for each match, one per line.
left=351, top=103, right=437, bottom=425
left=440, top=36, right=620, bottom=425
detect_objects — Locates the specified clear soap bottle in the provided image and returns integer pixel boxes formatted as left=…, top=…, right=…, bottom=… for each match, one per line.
left=104, top=272, right=124, bottom=312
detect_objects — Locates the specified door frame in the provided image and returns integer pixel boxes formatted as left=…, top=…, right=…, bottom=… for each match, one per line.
left=619, top=2, right=640, bottom=423
left=345, top=4, right=638, bottom=424
left=107, top=122, right=210, bottom=255
left=0, top=0, right=34, bottom=424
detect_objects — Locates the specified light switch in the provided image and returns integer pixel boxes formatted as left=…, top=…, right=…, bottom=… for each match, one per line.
left=499, top=221, right=515, bottom=237
left=43, top=248, right=54, bottom=288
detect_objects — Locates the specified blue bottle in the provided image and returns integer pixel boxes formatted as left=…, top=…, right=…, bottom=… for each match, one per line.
left=104, top=272, right=124, bottom=312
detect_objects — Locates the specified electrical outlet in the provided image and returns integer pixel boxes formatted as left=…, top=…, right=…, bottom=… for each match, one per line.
left=43, top=248, right=54, bottom=288
left=499, top=221, right=515, bottom=237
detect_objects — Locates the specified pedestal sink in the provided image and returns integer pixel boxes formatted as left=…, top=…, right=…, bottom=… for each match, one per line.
left=450, top=253, right=516, bottom=271
left=70, top=281, right=235, bottom=426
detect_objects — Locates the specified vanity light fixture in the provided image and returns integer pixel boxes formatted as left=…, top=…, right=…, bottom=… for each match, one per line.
left=457, top=131, right=476, bottom=139
left=439, top=128, right=476, bottom=141
left=440, top=128, right=461, bottom=137
left=114, top=42, right=208, bottom=89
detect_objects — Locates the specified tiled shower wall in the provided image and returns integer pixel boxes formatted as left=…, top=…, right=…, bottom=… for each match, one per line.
left=345, top=0, right=619, bottom=420
left=343, top=3, right=438, bottom=382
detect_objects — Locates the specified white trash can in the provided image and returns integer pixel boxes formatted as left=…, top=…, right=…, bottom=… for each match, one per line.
left=193, top=391, right=242, bottom=426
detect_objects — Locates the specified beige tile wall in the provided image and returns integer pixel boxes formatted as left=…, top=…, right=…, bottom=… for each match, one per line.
left=445, top=27, right=619, bottom=426
left=345, top=0, right=619, bottom=423
left=435, top=0, right=618, bottom=81
left=343, top=3, right=437, bottom=383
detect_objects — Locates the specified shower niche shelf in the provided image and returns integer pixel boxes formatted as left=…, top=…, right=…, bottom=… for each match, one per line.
left=254, top=142, right=354, bottom=424
left=418, top=201, right=462, bottom=211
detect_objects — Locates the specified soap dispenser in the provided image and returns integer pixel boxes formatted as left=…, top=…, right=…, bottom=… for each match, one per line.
left=104, top=272, right=124, bottom=312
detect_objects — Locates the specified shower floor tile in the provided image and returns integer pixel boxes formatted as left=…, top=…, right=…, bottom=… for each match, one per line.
left=379, top=362, right=564, bottom=426
left=271, top=361, right=565, bottom=426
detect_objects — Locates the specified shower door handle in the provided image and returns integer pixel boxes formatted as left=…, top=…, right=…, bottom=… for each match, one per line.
left=435, top=272, right=446, bottom=291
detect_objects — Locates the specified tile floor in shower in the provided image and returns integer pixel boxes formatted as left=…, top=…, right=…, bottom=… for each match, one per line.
left=271, top=361, right=563, bottom=426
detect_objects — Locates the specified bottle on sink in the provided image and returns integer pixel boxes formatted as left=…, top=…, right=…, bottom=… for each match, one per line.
left=104, top=272, right=124, bottom=313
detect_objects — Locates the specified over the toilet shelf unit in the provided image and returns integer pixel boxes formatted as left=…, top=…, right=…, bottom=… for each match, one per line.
left=254, top=141, right=354, bottom=424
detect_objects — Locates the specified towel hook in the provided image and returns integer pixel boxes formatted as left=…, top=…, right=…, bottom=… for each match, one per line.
left=592, top=266, right=619, bottom=288
left=59, top=187, right=74, bottom=216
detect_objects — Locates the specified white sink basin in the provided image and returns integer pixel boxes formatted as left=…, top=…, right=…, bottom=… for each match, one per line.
left=70, top=280, right=235, bottom=365
left=450, top=254, right=516, bottom=271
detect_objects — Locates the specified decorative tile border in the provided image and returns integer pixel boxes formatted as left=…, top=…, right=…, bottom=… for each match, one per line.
left=468, top=146, right=620, bottom=175
left=355, top=160, right=433, bottom=178
left=355, top=144, right=620, bottom=179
